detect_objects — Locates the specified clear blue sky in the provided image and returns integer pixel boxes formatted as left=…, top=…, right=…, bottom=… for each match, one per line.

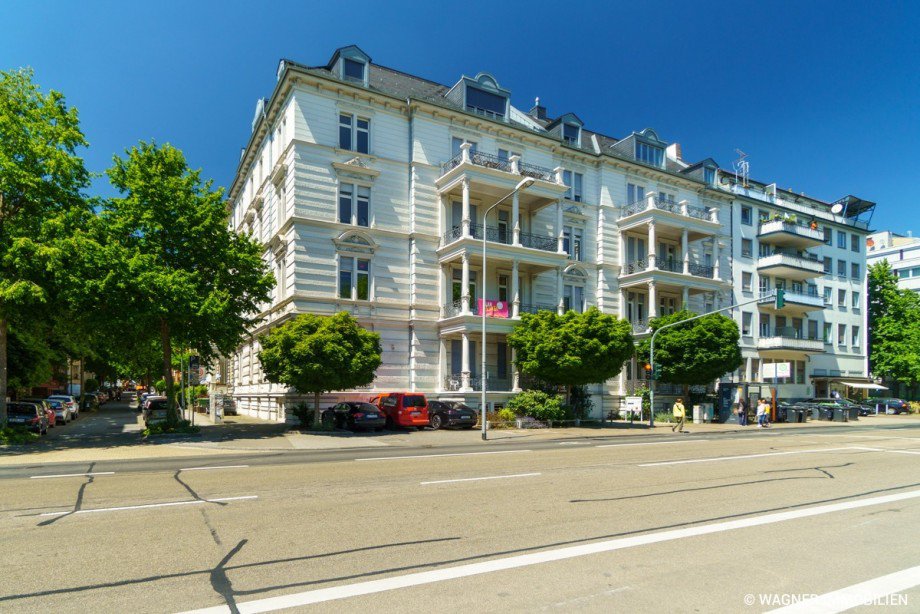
left=2, top=0, right=918, bottom=233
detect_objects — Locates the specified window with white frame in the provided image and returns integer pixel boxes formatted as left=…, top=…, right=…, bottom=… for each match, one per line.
left=276, top=255, right=287, bottom=301
left=635, top=141, right=664, bottom=166
left=824, top=322, right=833, bottom=343
left=837, top=259, right=846, bottom=277
left=759, top=275, right=770, bottom=294
left=704, top=167, right=715, bottom=185
left=343, top=58, right=366, bottom=82
left=837, top=323, right=846, bottom=347
left=823, top=286, right=832, bottom=305
left=741, top=238, right=753, bottom=258
left=339, top=113, right=370, bottom=153
left=742, top=272, right=753, bottom=292
left=338, top=183, right=370, bottom=227
left=851, top=234, right=860, bottom=252
left=563, top=225, right=583, bottom=261
left=838, top=288, right=847, bottom=308
left=465, top=86, right=507, bottom=119
left=741, top=206, right=752, bottom=225
left=742, top=312, right=753, bottom=336
left=837, top=231, right=846, bottom=249
left=563, top=284, right=585, bottom=313
left=823, top=226, right=832, bottom=244
left=563, top=123, right=580, bottom=146
left=852, top=326, right=860, bottom=347
left=338, top=256, right=370, bottom=301
left=627, top=183, right=646, bottom=206
left=852, top=291, right=860, bottom=310
left=563, top=170, right=583, bottom=202
left=851, top=262, right=860, bottom=279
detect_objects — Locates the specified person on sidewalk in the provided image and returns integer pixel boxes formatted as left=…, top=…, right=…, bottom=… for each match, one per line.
left=671, top=398, right=686, bottom=433
left=756, top=398, right=766, bottom=428
left=762, top=399, right=771, bottom=428
left=737, top=397, right=749, bottom=426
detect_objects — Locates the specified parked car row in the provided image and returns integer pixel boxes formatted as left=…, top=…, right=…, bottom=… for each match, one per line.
left=320, top=393, right=480, bottom=433
left=5, top=394, right=82, bottom=436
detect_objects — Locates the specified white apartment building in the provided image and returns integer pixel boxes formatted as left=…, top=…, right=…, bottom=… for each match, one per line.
left=225, top=46, right=873, bottom=422
left=867, top=231, right=920, bottom=294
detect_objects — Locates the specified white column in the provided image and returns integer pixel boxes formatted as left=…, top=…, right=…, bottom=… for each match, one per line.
left=460, top=141, right=471, bottom=164
left=461, top=332, right=471, bottom=391
left=713, top=238, right=721, bottom=280
left=620, top=288, right=628, bottom=322
left=512, top=191, right=521, bottom=246
left=439, top=338, right=447, bottom=391
left=511, top=347, right=521, bottom=392
left=440, top=265, right=448, bottom=317
left=745, top=357, right=752, bottom=382
left=647, top=221, right=657, bottom=270
left=679, top=199, right=689, bottom=216
left=461, top=178, right=471, bottom=237
left=509, top=154, right=521, bottom=175
left=556, top=267, right=564, bottom=315
left=511, top=259, right=520, bottom=318
left=646, top=192, right=656, bottom=211
left=618, top=230, right=626, bottom=268
left=682, top=286, right=690, bottom=309
left=556, top=200, right=565, bottom=253
left=461, top=253, right=471, bottom=314
left=648, top=281, right=658, bottom=318
left=682, top=228, right=690, bottom=275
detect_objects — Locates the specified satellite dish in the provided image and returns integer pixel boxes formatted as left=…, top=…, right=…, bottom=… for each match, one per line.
left=831, top=204, right=844, bottom=214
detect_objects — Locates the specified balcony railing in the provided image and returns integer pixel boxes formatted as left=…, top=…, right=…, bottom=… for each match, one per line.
left=686, top=205, right=711, bottom=220
left=519, top=302, right=558, bottom=315
left=520, top=232, right=558, bottom=252
left=631, top=320, right=650, bottom=334
left=759, top=289, right=827, bottom=308
left=444, top=299, right=464, bottom=318
left=758, top=219, right=825, bottom=242
left=757, top=327, right=825, bottom=352
left=441, top=224, right=557, bottom=252
left=688, top=263, right=715, bottom=278
left=442, top=226, right=463, bottom=245
left=442, top=374, right=512, bottom=392
left=619, top=197, right=715, bottom=222
left=621, top=258, right=715, bottom=279
left=757, top=249, right=824, bottom=272
left=439, top=152, right=556, bottom=183
left=622, top=258, right=649, bottom=275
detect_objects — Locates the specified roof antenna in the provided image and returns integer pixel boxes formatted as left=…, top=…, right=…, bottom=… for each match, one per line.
left=733, top=149, right=749, bottom=187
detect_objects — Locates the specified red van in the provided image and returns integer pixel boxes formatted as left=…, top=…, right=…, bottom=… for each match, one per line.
left=369, top=392, right=429, bottom=429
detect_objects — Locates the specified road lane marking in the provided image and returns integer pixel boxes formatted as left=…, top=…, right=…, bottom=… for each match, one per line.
left=849, top=446, right=920, bottom=456
left=178, top=488, right=920, bottom=613
left=180, top=465, right=250, bottom=472
left=356, top=450, right=532, bottom=462
left=765, top=564, right=920, bottom=613
left=420, top=473, right=541, bottom=485
left=596, top=439, right=710, bottom=449
left=30, top=472, right=115, bottom=479
left=638, top=447, right=858, bottom=467
left=38, top=496, right=257, bottom=517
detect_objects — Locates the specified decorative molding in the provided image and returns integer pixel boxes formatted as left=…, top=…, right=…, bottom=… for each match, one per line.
left=332, top=157, right=380, bottom=181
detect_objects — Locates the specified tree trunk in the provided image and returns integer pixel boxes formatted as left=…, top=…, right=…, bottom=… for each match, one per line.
left=314, top=391, right=322, bottom=428
left=160, top=319, right=177, bottom=424
left=0, top=318, right=7, bottom=426
left=79, top=358, right=86, bottom=412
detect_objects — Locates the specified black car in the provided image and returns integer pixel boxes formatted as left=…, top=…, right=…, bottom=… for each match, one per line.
left=427, top=400, right=478, bottom=430
left=845, top=398, right=876, bottom=417
left=323, top=402, right=386, bottom=432
left=7, top=402, right=48, bottom=434
left=867, top=398, right=911, bottom=415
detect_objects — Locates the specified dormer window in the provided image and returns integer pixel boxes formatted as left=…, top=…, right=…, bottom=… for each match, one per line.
left=704, top=167, right=715, bottom=185
left=636, top=142, right=664, bottom=167
left=343, top=58, right=366, bottom=82
left=563, top=123, right=581, bottom=146
left=465, top=86, right=506, bottom=120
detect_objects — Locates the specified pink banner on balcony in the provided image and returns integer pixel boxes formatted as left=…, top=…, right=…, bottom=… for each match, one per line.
left=478, top=299, right=509, bottom=318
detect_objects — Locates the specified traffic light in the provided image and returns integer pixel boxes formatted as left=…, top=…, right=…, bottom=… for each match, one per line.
left=644, top=363, right=652, bottom=379
left=775, top=288, right=785, bottom=309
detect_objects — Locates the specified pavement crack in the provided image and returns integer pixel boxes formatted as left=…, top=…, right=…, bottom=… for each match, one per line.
left=200, top=508, right=223, bottom=545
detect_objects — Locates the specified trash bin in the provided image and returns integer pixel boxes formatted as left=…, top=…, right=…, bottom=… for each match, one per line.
left=788, top=409, right=803, bottom=423
left=811, top=407, right=823, bottom=421
left=693, top=405, right=702, bottom=424
left=833, top=408, right=848, bottom=422
left=847, top=407, right=859, bottom=421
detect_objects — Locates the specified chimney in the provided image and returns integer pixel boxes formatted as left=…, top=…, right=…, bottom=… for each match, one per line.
left=666, top=143, right=682, bottom=161
left=529, top=96, right=547, bottom=120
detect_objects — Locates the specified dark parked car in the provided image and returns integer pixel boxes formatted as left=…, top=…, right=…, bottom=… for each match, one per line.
left=22, top=398, right=56, bottom=428
left=322, top=402, right=386, bottom=432
left=867, top=398, right=911, bottom=415
left=427, top=400, right=478, bottom=430
left=845, top=398, right=876, bottom=417
left=7, top=402, right=48, bottom=434
left=143, top=396, right=169, bottom=426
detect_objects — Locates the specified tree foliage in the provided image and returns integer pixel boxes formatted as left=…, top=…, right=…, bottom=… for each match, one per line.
left=0, top=68, right=90, bottom=424
left=868, top=261, right=920, bottom=385
left=638, top=310, right=742, bottom=387
left=508, top=307, right=634, bottom=390
left=258, top=312, right=382, bottom=426
left=102, top=141, right=274, bottom=421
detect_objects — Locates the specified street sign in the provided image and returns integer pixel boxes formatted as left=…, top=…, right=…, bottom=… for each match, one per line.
left=624, top=396, right=643, bottom=420
left=762, top=362, right=791, bottom=379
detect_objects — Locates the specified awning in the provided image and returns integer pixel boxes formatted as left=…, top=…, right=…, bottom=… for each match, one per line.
left=841, top=382, right=888, bottom=390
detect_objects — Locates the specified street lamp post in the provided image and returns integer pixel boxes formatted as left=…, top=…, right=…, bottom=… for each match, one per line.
left=481, top=177, right=535, bottom=441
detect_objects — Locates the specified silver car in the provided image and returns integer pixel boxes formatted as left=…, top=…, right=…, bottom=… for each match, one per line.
left=48, top=395, right=79, bottom=419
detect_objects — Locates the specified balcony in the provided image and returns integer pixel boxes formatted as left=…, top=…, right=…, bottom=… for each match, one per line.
left=756, top=249, right=824, bottom=281
left=441, top=224, right=557, bottom=253
left=758, top=219, right=825, bottom=248
left=440, top=151, right=556, bottom=183
left=758, top=289, right=827, bottom=314
left=631, top=320, right=650, bottom=334
left=519, top=302, right=558, bottom=315
left=442, top=374, right=512, bottom=392
left=621, top=258, right=716, bottom=280
left=757, top=327, right=825, bottom=355
left=619, top=196, right=715, bottom=222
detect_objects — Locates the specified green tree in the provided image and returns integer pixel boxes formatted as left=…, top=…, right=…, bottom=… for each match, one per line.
left=868, top=261, right=920, bottom=385
left=508, top=307, right=634, bottom=401
left=102, top=141, right=274, bottom=422
left=0, top=69, right=90, bottom=424
left=638, top=310, right=743, bottom=393
left=258, top=312, right=382, bottom=427
left=83, top=378, right=100, bottom=393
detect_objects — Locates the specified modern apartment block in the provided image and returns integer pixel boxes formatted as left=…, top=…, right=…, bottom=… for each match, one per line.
left=224, top=46, right=874, bottom=422
left=867, top=231, right=920, bottom=294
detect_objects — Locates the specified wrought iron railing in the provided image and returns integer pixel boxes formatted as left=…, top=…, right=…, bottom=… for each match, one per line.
left=519, top=303, right=557, bottom=315
left=519, top=232, right=557, bottom=252
left=440, top=150, right=555, bottom=183
left=443, top=299, right=464, bottom=318
left=518, top=162, right=555, bottom=182
left=442, top=225, right=463, bottom=245
left=688, top=263, right=715, bottom=278
left=622, top=258, right=649, bottom=275
left=469, top=151, right=512, bottom=173
left=654, top=197, right=680, bottom=214
left=631, top=320, right=650, bottom=334
left=620, top=200, right=648, bottom=218
left=440, top=153, right=463, bottom=175
left=686, top=205, right=710, bottom=220
left=658, top=258, right=682, bottom=273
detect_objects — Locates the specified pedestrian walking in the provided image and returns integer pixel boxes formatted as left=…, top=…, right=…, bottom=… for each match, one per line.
left=671, top=398, right=686, bottom=433
left=762, top=399, right=771, bottom=428
left=756, top=398, right=766, bottom=428
left=737, top=397, right=748, bottom=426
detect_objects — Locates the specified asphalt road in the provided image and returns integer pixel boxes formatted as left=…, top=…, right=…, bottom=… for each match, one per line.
left=1, top=409, right=919, bottom=613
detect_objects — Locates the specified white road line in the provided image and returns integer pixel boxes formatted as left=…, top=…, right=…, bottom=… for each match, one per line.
left=178, top=488, right=920, bottom=613
left=596, top=439, right=710, bottom=449
left=638, top=447, right=859, bottom=467
left=356, top=450, right=532, bottom=462
left=420, top=473, right=541, bottom=485
left=180, top=465, right=250, bottom=472
left=850, top=446, right=920, bottom=456
left=765, top=564, right=920, bottom=613
left=30, top=472, right=115, bottom=479
left=38, top=496, right=257, bottom=517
